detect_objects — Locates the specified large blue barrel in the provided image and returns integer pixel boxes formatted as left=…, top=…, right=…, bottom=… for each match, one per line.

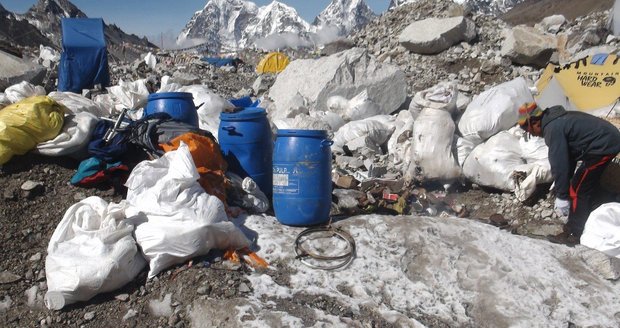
left=273, top=129, right=333, bottom=226
left=144, top=92, right=198, bottom=127
left=219, top=108, right=273, bottom=196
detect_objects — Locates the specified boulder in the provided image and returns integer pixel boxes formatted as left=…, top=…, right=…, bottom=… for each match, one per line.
left=500, top=25, right=557, bottom=68
left=398, top=16, right=477, bottom=55
left=535, top=15, right=566, bottom=34
left=268, top=48, right=406, bottom=119
left=0, top=50, right=46, bottom=92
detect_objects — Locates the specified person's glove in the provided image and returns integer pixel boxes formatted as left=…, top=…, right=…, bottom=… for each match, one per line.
left=554, top=198, right=570, bottom=217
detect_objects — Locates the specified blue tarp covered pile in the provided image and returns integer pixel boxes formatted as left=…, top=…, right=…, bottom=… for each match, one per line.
left=201, top=57, right=243, bottom=68
left=58, top=18, right=110, bottom=93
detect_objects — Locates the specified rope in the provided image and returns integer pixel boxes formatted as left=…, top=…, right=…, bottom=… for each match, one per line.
left=605, top=97, right=620, bottom=118
left=294, top=222, right=356, bottom=270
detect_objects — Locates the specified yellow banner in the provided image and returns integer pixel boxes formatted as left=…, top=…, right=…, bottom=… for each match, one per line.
left=537, top=54, right=620, bottom=111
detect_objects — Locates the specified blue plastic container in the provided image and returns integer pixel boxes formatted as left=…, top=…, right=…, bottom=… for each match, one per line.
left=272, top=129, right=333, bottom=226
left=219, top=107, right=273, bottom=196
left=144, top=92, right=198, bottom=127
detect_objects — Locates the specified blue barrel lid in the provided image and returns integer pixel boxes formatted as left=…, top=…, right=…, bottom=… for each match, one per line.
left=148, top=92, right=193, bottom=100
left=220, top=107, right=266, bottom=120
left=277, top=129, right=328, bottom=138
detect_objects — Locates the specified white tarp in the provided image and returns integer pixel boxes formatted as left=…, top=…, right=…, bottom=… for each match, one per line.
left=4, top=81, right=46, bottom=103
left=34, top=112, right=99, bottom=157
left=48, top=91, right=109, bottom=117
left=105, top=79, right=150, bottom=114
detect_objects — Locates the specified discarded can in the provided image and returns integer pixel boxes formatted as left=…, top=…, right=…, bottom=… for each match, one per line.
left=382, top=190, right=399, bottom=201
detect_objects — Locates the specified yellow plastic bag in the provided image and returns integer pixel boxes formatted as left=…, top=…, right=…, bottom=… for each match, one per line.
left=0, top=96, right=66, bottom=165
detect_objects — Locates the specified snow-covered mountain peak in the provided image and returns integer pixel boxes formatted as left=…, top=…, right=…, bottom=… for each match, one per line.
left=177, top=0, right=374, bottom=51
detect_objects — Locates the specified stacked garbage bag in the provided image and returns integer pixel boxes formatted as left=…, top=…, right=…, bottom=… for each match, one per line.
left=1, top=48, right=615, bottom=310
left=0, top=70, right=273, bottom=309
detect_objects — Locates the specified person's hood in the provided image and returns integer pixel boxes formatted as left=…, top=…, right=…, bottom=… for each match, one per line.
left=541, top=105, right=567, bottom=130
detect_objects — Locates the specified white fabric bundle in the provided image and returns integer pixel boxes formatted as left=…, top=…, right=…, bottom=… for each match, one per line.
left=45, top=197, right=146, bottom=310
left=125, top=142, right=250, bottom=278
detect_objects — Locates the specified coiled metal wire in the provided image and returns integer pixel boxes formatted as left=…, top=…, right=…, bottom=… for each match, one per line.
left=294, top=225, right=356, bottom=270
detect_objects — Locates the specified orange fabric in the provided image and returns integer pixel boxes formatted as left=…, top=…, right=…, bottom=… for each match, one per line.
left=160, top=133, right=229, bottom=205
left=223, top=247, right=269, bottom=269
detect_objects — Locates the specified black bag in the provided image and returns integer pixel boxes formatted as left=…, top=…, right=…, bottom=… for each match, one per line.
left=125, top=113, right=215, bottom=157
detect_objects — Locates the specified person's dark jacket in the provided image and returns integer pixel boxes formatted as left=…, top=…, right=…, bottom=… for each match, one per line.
left=541, top=105, right=620, bottom=199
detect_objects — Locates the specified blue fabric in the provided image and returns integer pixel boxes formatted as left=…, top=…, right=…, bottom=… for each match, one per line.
left=229, top=96, right=260, bottom=108
left=58, top=18, right=110, bottom=93
left=70, top=157, right=124, bottom=185
left=591, top=53, right=609, bottom=65
left=88, top=120, right=130, bottom=162
left=201, top=57, right=240, bottom=67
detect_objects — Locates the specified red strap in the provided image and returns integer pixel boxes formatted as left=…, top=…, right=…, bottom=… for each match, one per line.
left=569, top=155, right=614, bottom=211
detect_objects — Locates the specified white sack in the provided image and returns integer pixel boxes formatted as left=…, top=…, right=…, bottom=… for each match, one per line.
left=4, top=81, right=46, bottom=103
left=39, top=45, right=60, bottom=64
left=344, top=89, right=381, bottom=121
left=228, top=172, right=269, bottom=213
left=310, top=111, right=346, bottom=132
left=144, top=52, right=157, bottom=70
left=125, top=142, right=250, bottom=278
left=333, top=116, right=395, bottom=149
left=106, top=79, right=149, bottom=112
left=455, top=137, right=475, bottom=167
left=44, top=196, right=146, bottom=310
left=406, top=108, right=461, bottom=182
left=510, top=126, right=553, bottom=201
left=511, top=126, right=550, bottom=165
left=581, top=203, right=620, bottom=258
left=513, top=164, right=554, bottom=201
left=178, top=85, right=235, bottom=138
left=48, top=91, right=109, bottom=117
left=326, top=95, right=349, bottom=117
left=159, top=75, right=183, bottom=92
left=458, top=77, right=533, bottom=146
left=34, top=112, right=99, bottom=157
left=463, top=131, right=525, bottom=191
left=409, top=81, right=458, bottom=116
left=387, top=110, right=414, bottom=170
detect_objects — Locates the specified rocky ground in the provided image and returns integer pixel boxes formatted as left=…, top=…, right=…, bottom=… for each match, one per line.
left=0, top=0, right=618, bottom=327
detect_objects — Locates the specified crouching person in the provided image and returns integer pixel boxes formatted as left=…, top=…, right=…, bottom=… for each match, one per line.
left=517, top=102, right=620, bottom=244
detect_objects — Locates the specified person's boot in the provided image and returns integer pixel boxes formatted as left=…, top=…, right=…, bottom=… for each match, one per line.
left=547, top=225, right=580, bottom=246
left=546, top=232, right=580, bottom=246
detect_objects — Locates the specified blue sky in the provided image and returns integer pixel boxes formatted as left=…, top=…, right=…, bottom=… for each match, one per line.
left=2, top=0, right=389, bottom=38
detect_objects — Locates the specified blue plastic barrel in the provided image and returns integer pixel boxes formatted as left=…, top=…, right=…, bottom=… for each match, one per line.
left=273, top=129, right=333, bottom=226
left=144, top=92, right=198, bottom=127
left=219, top=107, right=273, bottom=196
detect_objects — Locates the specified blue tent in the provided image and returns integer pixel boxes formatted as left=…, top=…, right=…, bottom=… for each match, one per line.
left=58, top=18, right=110, bottom=93
left=201, top=57, right=242, bottom=68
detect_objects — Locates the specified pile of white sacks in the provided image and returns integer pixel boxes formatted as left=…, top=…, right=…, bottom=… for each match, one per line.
left=2, top=47, right=618, bottom=310
left=265, top=48, right=553, bottom=201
